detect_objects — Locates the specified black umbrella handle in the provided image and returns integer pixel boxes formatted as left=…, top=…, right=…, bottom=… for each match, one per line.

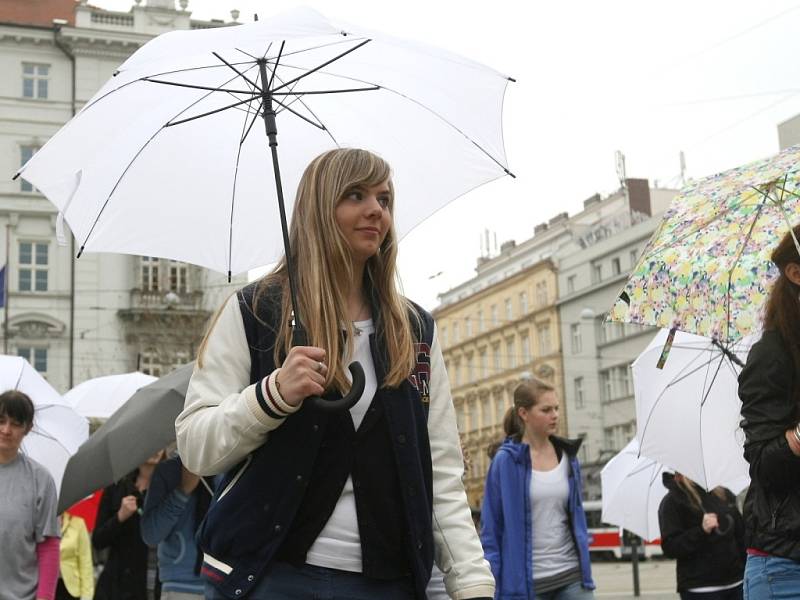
left=291, top=322, right=365, bottom=412
left=309, top=361, right=365, bottom=413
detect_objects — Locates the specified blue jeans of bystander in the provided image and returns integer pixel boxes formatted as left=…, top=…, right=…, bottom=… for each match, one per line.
left=744, top=555, right=800, bottom=600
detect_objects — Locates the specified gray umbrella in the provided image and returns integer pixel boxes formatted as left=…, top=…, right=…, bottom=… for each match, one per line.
left=58, top=362, right=193, bottom=513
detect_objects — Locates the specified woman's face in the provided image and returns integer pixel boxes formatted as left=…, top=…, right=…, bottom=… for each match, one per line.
left=0, top=413, right=31, bottom=457
left=518, top=391, right=560, bottom=438
left=334, top=181, right=392, bottom=266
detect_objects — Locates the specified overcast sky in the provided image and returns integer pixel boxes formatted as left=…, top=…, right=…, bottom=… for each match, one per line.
left=94, top=0, right=800, bottom=309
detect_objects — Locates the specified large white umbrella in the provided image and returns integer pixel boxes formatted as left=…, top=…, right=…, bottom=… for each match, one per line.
left=633, top=328, right=754, bottom=491
left=15, top=6, right=513, bottom=278
left=0, top=356, right=89, bottom=494
left=65, top=371, right=157, bottom=419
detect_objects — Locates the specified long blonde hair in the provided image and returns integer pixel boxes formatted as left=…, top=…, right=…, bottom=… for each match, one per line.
left=249, top=148, right=416, bottom=392
left=674, top=473, right=727, bottom=512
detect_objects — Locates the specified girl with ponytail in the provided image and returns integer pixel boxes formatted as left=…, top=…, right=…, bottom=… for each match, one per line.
left=739, top=224, right=800, bottom=598
left=480, top=378, right=595, bottom=599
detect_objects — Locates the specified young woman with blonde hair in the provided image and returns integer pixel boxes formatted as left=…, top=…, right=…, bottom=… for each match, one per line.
left=657, top=472, right=744, bottom=599
left=176, top=148, right=493, bottom=599
left=481, top=378, right=595, bottom=600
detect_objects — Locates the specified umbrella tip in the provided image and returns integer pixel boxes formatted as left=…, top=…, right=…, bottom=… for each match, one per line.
left=227, top=270, right=231, bottom=283
left=12, top=172, right=20, bottom=181
left=508, top=77, right=516, bottom=82
left=253, top=13, right=258, bottom=21
left=504, top=168, right=516, bottom=179
left=76, top=246, right=84, bottom=259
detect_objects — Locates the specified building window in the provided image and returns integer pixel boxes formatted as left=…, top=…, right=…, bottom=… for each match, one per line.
left=521, top=333, right=531, bottom=363
left=630, top=248, right=639, bottom=267
left=141, top=256, right=159, bottom=291
left=18, top=242, right=48, bottom=292
left=599, top=370, right=612, bottom=402
left=578, top=433, right=588, bottom=462
left=599, top=365, right=633, bottom=401
left=453, top=359, right=461, bottom=387
left=452, top=322, right=459, bottom=343
left=519, top=291, right=528, bottom=315
left=140, top=349, right=162, bottom=377
left=506, top=338, right=516, bottom=369
left=20, top=146, right=39, bottom=192
left=612, top=257, right=621, bottom=275
left=481, top=397, right=491, bottom=429
left=491, top=304, right=498, bottom=326
left=567, top=275, right=576, bottom=294
left=496, top=391, right=507, bottom=424
left=575, top=377, right=585, bottom=409
left=18, top=347, right=47, bottom=373
left=535, top=281, right=548, bottom=306
left=467, top=400, right=477, bottom=431
left=466, top=354, right=474, bottom=383
left=537, top=323, right=552, bottom=355
left=479, top=348, right=488, bottom=378
left=22, top=63, right=49, bottom=99
left=477, top=309, right=484, bottom=332
left=570, top=323, right=582, bottom=354
left=168, top=261, right=188, bottom=293
left=456, top=403, right=466, bottom=431
left=172, top=349, right=190, bottom=370
left=592, top=263, right=602, bottom=283
left=465, top=316, right=472, bottom=338
left=505, top=298, right=513, bottom=322
left=492, top=343, right=501, bottom=372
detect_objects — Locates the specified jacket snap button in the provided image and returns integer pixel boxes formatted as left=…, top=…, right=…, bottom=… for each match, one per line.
left=296, top=474, right=303, bottom=482
left=312, top=424, right=319, bottom=432
left=397, top=434, right=406, bottom=443
left=247, top=575, right=254, bottom=581
left=235, top=590, right=242, bottom=596
left=262, top=503, right=270, bottom=512
left=417, top=541, right=423, bottom=550
left=274, top=524, right=282, bottom=532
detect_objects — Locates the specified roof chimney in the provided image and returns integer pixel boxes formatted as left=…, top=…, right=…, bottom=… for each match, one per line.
left=626, top=178, right=651, bottom=216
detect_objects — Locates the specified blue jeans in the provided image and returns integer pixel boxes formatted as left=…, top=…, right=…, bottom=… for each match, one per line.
left=744, top=555, right=800, bottom=600
left=535, top=581, right=595, bottom=600
left=204, top=561, right=415, bottom=600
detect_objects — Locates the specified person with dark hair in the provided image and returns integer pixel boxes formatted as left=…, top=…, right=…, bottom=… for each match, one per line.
left=0, top=389, right=60, bottom=600
left=739, top=224, right=800, bottom=598
left=481, top=378, right=595, bottom=600
left=93, top=450, right=165, bottom=600
left=176, top=148, right=493, bottom=599
left=658, top=472, right=744, bottom=599
left=140, top=455, right=213, bottom=599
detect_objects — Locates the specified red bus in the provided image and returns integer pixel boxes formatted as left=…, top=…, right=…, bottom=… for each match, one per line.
left=583, top=500, right=662, bottom=559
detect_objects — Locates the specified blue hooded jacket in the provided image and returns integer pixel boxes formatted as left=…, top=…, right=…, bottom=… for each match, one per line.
left=480, top=436, right=595, bottom=600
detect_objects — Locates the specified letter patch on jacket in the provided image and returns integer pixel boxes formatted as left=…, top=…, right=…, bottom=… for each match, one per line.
left=409, top=342, right=431, bottom=405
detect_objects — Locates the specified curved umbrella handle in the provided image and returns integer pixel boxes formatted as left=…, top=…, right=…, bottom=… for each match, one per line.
left=309, top=361, right=365, bottom=412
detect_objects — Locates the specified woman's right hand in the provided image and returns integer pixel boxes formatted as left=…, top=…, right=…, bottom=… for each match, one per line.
left=117, top=495, right=138, bottom=522
left=275, top=346, right=327, bottom=407
left=701, top=512, right=719, bottom=533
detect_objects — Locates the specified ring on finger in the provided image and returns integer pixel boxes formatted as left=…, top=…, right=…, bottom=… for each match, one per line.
left=316, top=361, right=325, bottom=373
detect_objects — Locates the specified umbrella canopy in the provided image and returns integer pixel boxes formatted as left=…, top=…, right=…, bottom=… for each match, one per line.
left=65, top=371, right=157, bottom=419
left=609, top=143, right=800, bottom=343
left=16, top=7, right=513, bottom=278
left=58, top=363, right=192, bottom=513
left=0, top=355, right=89, bottom=494
left=601, top=439, right=668, bottom=542
left=601, top=439, right=749, bottom=542
left=632, top=329, right=753, bottom=491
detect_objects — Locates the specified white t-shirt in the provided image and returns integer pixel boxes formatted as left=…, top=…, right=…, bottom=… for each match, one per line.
left=305, top=319, right=377, bottom=573
left=530, top=454, right=579, bottom=579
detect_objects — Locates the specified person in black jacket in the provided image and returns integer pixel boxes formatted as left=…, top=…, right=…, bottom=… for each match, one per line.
left=93, top=450, right=164, bottom=600
left=658, top=472, right=744, bottom=599
left=739, top=224, right=800, bottom=598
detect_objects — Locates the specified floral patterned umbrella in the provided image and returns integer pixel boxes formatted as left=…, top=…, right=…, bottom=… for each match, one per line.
left=609, top=143, right=800, bottom=343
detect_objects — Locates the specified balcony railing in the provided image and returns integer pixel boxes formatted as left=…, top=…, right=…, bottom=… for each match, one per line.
left=129, top=289, right=203, bottom=311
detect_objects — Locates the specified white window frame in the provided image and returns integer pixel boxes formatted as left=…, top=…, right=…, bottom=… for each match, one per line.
left=168, top=260, right=189, bottom=294
left=18, top=241, right=48, bottom=292
left=140, top=349, right=162, bottom=377
left=17, top=346, right=47, bottom=373
left=19, top=145, right=39, bottom=192
left=141, top=256, right=160, bottom=292
left=575, top=377, right=585, bottom=409
left=22, top=62, right=49, bottom=99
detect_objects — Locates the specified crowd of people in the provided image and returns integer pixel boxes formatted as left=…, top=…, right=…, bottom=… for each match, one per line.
left=2, top=150, right=799, bottom=600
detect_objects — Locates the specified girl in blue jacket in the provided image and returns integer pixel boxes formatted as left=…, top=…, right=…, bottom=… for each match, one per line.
left=480, top=378, right=595, bottom=600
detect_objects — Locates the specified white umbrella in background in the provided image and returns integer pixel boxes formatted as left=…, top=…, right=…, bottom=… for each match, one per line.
left=65, top=371, right=157, bottom=419
left=601, top=438, right=668, bottom=542
left=0, top=355, right=89, bottom=494
left=632, top=328, right=755, bottom=491
left=601, top=438, right=749, bottom=542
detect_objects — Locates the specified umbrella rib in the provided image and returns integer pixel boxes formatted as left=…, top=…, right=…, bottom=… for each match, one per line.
left=212, top=52, right=262, bottom=91
left=272, top=38, right=372, bottom=93
left=262, top=36, right=367, bottom=63
left=270, top=71, right=340, bottom=147
left=724, top=192, right=767, bottom=341
left=267, top=41, right=285, bottom=89
left=141, top=78, right=256, bottom=95
left=240, top=100, right=264, bottom=144
left=165, top=95, right=261, bottom=127
left=235, top=46, right=260, bottom=61
left=697, top=355, right=726, bottom=489
left=278, top=61, right=515, bottom=176
left=272, top=97, right=326, bottom=130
